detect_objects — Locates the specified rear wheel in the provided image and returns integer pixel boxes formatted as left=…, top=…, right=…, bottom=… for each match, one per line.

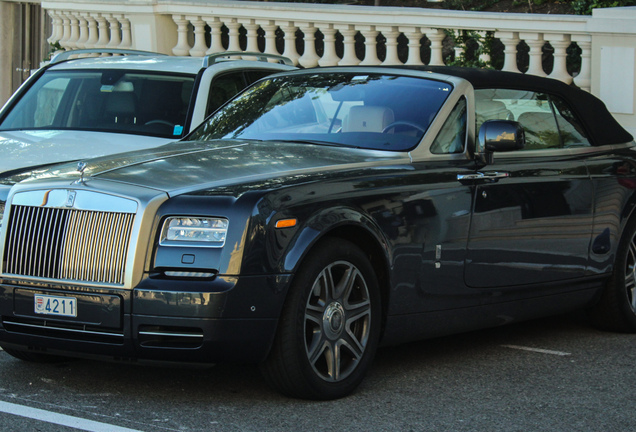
left=261, top=238, right=381, bottom=400
left=589, top=219, right=636, bottom=332
left=1, top=346, right=69, bottom=363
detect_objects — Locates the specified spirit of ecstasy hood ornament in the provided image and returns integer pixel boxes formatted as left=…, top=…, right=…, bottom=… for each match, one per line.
left=74, top=161, right=87, bottom=185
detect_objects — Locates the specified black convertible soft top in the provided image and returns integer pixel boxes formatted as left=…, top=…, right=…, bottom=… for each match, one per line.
left=414, top=66, right=634, bottom=146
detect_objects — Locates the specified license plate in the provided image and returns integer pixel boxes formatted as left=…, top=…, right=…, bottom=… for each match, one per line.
left=34, top=294, right=77, bottom=317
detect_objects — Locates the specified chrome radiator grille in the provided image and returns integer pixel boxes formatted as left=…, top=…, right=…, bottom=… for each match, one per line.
left=3, top=205, right=135, bottom=285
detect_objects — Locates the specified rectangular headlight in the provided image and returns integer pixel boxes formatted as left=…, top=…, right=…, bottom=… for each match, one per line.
left=160, top=217, right=228, bottom=247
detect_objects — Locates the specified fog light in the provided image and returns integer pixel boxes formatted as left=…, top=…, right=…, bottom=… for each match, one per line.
left=163, top=271, right=216, bottom=279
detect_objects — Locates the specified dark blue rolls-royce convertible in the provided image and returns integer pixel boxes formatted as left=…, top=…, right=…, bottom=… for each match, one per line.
left=0, top=66, right=634, bottom=400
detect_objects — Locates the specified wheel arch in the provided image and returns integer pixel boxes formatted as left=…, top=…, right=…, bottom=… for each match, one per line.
left=606, top=191, right=636, bottom=263
left=280, top=209, right=393, bottom=334
left=321, top=225, right=391, bottom=330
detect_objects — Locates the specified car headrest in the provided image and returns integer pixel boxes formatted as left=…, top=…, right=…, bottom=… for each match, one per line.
left=342, top=106, right=395, bottom=132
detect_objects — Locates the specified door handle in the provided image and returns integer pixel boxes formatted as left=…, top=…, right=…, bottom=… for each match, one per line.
left=457, top=171, right=510, bottom=182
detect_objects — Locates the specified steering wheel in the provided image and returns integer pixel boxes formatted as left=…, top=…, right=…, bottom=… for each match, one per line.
left=382, top=121, right=426, bottom=134
left=144, top=119, right=175, bottom=127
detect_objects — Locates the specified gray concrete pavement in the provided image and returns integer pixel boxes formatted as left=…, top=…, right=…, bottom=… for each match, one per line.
left=0, top=311, right=634, bottom=431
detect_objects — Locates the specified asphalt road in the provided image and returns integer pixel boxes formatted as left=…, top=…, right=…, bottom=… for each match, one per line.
left=1, top=311, right=635, bottom=431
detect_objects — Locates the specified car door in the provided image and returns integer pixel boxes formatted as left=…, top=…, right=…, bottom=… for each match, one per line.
left=388, top=96, right=477, bottom=315
left=464, top=89, right=595, bottom=288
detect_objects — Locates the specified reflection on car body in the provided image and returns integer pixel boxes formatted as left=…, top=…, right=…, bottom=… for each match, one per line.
left=0, top=66, right=634, bottom=400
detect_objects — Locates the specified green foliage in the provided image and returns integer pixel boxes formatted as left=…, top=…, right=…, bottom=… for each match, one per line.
left=572, top=0, right=636, bottom=14
left=47, top=41, right=63, bottom=61
left=441, top=0, right=636, bottom=13
left=441, top=0, right=500, bottom=10
left=49, top=41, right=62, bottom=53
left=445, top=30, right=495, bottom=69
left=512, top=0, right=549, bottom=5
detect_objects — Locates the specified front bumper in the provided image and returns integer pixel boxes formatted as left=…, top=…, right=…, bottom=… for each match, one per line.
left=0, top=274, right=292, bottom=364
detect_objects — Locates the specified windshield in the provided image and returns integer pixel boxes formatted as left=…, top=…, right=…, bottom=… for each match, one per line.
left=189, top=72, right=452, bottom=152
left=0, top=70, right=195, bottom=139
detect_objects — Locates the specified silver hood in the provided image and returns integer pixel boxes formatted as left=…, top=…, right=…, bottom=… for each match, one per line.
left=0, top=130, right=172, bottom=176
left=20, top=139, right=410, bottom=196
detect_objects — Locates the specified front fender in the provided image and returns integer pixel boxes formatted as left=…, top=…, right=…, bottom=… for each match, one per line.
left=268, top=205, right=392, bottom=275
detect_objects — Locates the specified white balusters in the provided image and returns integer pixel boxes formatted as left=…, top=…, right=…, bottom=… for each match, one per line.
left=47, top=10, right=135, bottom=52
left=172, top=15, right=191, bottom=56
left=425, top=28, right=446, bottom=66
left=279, top=21, right=300, bottom=65
left=47, top=10, right=63, bottom=45
left=95, top=14, right=111, bottom=48
left=522, top=32, right=547, bottom=77
left=359, top=26, right=381, bottom=66
left=59, top=12, right=71, bottom=49
left=259, top=20, right=280, bottom=56
left=546, top=34, right=572, bottom=83
left=298, top=23, right=320, bottom=67
left=106, top=15, right=122, bottom=49
left=119, top=16, right=132, bottom=49
left=572, top=35, right=592, bottom=92
left=84, top=14, right=99, bottom=49
left=401, top=27, right=424, bottom=66
left=244, top=20, right=260, bottom=54
left=76, top=14, right=89, bottom=49
left=205, top=17, right=225, bottom=54
left=378, top=26, right=401, bottom=65
left=44, top=5, right=592, bottom=91
left=188, top=16, right=208, bottom=57
left=67, top=13, right=79, bottom=49
left=226, top=19, right=243, bottom=53
left=496, top=31, right=521, bottom=73
left=318, top=24, right=340, bottom=66
left=337, top=25, right=360, bottom=66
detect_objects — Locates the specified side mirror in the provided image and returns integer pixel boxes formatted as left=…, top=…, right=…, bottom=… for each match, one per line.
left=475, top=120, right=525, bottom=165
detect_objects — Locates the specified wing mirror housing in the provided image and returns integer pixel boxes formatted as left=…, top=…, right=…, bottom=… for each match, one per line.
left=475, top=120, right=525, bottom=166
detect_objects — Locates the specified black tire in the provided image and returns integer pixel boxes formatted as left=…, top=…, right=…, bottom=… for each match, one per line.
left=1, top=346, right=69, bottom=363
left=589, top=219, right=636, bottom=332
left=261, top=238, right=381, bottom=400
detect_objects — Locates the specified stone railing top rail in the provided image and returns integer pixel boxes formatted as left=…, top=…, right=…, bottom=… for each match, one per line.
left=40, top=0, right=636, bottom=34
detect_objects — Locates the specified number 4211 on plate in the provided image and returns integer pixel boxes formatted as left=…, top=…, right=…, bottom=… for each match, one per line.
left=34, top=294, right=77, bottom=317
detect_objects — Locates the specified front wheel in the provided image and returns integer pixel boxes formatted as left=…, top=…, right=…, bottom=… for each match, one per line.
left=589, top=219, right=636, bottom=332
left=261, top=238, right=381, bottom=400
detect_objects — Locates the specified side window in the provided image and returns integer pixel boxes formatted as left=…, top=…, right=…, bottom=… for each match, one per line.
left=430, top=97, right=466, bottom=154
left=245, top=69, right=278, bottom=85
left=206, top=72, right=247, bottom=117
left=475, top=89, right=590, bottom=151
left=551, top=97, right=590, bottom=148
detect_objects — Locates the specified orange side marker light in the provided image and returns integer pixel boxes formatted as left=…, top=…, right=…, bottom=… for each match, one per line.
left=275, top=218, right=297, bottom=229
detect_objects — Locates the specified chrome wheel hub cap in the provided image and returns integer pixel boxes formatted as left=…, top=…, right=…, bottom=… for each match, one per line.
left=323, top=302, right=345, bottom=339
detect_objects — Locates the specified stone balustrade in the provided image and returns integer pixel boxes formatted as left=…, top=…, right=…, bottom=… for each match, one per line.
left=38, top=0, right=636, bottom=135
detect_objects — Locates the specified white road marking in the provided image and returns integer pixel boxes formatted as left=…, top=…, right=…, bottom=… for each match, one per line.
left=502, top=344, right=571, bottom=356
left=0, top=401, right=146, bottom=432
